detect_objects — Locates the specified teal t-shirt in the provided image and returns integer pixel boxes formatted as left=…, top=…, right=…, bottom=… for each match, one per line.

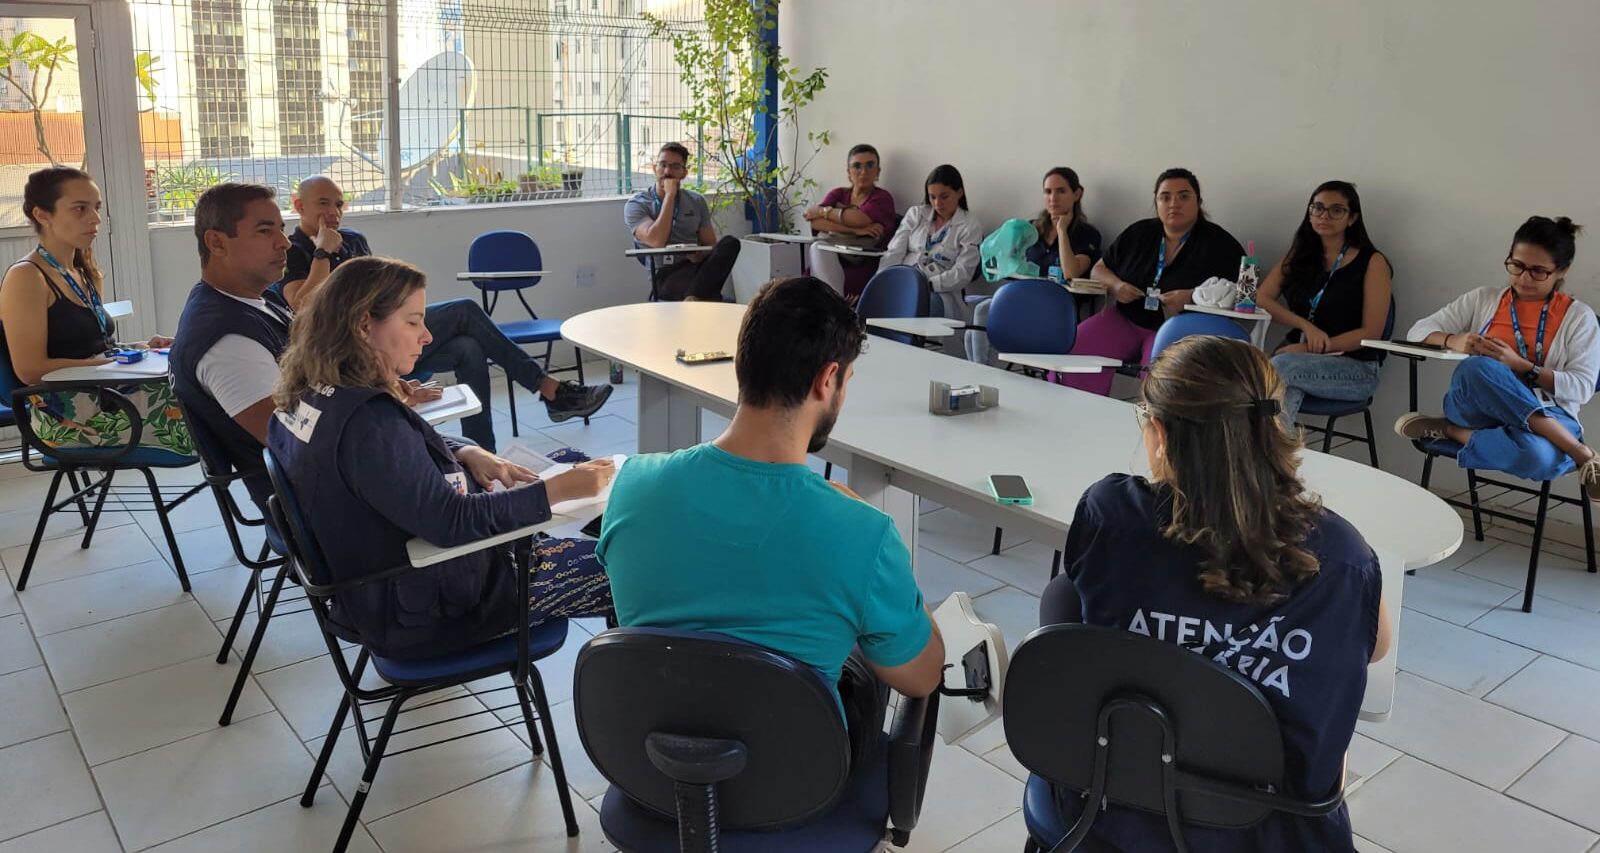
left=596, top=444, right=931, bottom=692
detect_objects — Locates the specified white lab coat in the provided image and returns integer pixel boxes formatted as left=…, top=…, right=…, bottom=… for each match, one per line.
left=880, top=205, right=983, bottom=320
left=1408, top=285, right=1600, bottom=416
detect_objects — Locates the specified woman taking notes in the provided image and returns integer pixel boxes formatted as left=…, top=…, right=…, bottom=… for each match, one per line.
left=267, top=256, right=616, bottom=659
left=1256, top=181, right=1393, bottom=424
left=804, top=144, right=897, bottom=300
left=879, top=164, right=983, bottom=322
left=0, top=167, right=188, bottom=453
left=1396, top=216, right=1600, bottom=495
left=1040, top=336, right=1390, bottom=852
left=1062, top=167, right=1244, bottom=396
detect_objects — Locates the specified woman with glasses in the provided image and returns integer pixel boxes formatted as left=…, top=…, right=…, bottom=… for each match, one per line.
left=879, top=163, right=983, bottom=322
left=965, top=167, right=1102, bottom=364
left=1396, top=216, right=1600, bottom=496
left=1039, top=335, right=1391, bottom=852
left=0, top=166, right=190, bottom=453
left=1255, top=181, right=1393, bottom=425
left=805, top=144, right=897, bottom=300
left=1058, top=167, right=1245, bottom=396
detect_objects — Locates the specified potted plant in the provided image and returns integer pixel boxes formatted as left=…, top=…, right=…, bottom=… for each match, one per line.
left=644, top=0, right=830, bottom=301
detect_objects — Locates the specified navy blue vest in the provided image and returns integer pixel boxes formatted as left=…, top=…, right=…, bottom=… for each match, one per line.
left=169, top=282, right=291, bottom=506
left=268, top=385, right=522, bottom=658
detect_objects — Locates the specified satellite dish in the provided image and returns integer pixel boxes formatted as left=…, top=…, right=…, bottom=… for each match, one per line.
left=365, top=51, right=478, bottom=171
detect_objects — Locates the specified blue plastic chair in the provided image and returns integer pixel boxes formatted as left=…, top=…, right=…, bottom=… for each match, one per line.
left=986, top=279, right=1080, bottom=360
left=462, top=230, right=587, bottom=435
left=856, top=265, right=930, bottom=346
left=573, top=627, right=939, bottom=852
left=1408, top=364, right=1600, bottom=614
left=1148, top=312, right=1251, bottom=363
left=264, top=448, right=582, bottom=853
left=1295, top=299, right=1397, bottom=467
left=0, top=323, right=203, bottom=592
left=175, top=398, right=293, bottom=727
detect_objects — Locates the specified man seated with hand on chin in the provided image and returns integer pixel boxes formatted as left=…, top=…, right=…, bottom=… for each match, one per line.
left=623, top=142, right=741, bottom=301
left=278, top=175, right=611, bottom=450
left=598, top=276, right=944, bottom=768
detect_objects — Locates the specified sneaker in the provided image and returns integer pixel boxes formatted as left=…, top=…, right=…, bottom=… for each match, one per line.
left=1393, top=412, right=1451, bottom=442
left=545, top=380, right=613, bottom=423
left=1577, top=448, right=1600, bottom=503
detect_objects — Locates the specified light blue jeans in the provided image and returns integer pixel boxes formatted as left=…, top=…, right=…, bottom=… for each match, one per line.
left=1445, top=356, right=1582, bottom=481
left=965, top=297, right=994, bottom=364
left=1270, top=352, right=1382, bottom=425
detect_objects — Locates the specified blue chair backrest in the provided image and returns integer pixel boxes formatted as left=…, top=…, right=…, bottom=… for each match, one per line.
left=986, top=279, right=1078, bottom=355
left=574, top=627, right=853, bottom=832
left=856, top=265, right=930, bottom=323
left=1149, top=312, right=1250, bottom=362
left=0, top=321, right=22, bottom=425
left=466, top=230, right=544, bottom=292
left=263, top=448, right=334, bottom=587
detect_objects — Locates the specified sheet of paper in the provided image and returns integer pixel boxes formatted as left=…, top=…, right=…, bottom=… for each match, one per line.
left=411, top=384, right=468, bottom=419
left=498, top=443, right=558, bottom=474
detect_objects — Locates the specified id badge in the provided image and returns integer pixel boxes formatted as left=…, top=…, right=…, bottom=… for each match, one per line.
left=1144, top=287, right=1160, bottom=311
left=444, top=471, right=469, bottom=495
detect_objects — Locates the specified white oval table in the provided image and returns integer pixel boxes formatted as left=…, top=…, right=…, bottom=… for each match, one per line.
left=563, top=302, right=1463, bottom=721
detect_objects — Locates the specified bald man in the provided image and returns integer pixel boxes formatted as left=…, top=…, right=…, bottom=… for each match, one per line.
left=274, top=176, right=612, bottom=451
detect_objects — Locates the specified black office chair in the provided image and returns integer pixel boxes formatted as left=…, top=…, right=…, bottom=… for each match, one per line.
left=1005, top=624, right=1344, bottom=853
left=264, top=449, right=582, bottom=853
left=573, top=627, right=940, bottom=852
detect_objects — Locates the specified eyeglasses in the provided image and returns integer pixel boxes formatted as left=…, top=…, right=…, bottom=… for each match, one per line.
left=655, top=161, right=687, bottom=174
left=1156, top=192, right=1194, bottom=204
left=1134, top=402, right=1153, bottom=428
left=848, top=160, right=879, bottom=171
left=1505, top=258, right=1557, bottom=281
left=1308, top=203, right=1350, bottom=219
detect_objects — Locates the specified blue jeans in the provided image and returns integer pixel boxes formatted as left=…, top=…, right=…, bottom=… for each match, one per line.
left=1444, top=356, right=1581, bottom=481
left=413, top=298, right=553, bottom=452
left=965, top=297, right=994, bottom=364
left=1270, top=352, right=1382, bottom=424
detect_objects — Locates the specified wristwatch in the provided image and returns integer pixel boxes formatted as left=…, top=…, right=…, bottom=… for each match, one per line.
left=1526, top=364, right=1542, bottom=386
left=312, top=248, right=333, bottom=260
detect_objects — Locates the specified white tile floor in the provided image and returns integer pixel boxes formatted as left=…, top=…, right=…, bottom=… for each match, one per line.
left=2, top=364, right=1600, bottom=852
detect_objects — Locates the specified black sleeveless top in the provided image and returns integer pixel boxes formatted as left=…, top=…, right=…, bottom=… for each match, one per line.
left=1281, top=249, right=1390, bottom=362
left=0, top=259, right=114, bottom=376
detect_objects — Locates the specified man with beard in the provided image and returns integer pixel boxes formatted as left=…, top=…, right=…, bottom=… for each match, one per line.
left=597, top=276, right=944, bottom=740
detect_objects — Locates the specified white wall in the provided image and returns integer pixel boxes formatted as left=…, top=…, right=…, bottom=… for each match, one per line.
left=784, top=0, right=1600, bottom=526
left=147, top=197, right=747, bottom=359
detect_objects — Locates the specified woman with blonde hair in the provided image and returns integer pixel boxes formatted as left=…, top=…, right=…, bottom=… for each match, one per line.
left=1039, top=335, right=1391, bottom=852
left=267, top=255, right=615, bottom=660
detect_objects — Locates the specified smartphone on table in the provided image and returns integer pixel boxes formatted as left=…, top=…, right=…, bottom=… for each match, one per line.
left=987, top=474, right=1033, bottom=506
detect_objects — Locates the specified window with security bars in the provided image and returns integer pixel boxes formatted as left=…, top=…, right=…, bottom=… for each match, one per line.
left=129, top=0, right=709, bottom=222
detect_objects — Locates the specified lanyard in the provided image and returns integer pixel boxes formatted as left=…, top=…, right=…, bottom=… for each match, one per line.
left=1507, top=292, right=1553, bottom=366
left=1305, top=244, right=1349, bottom=321
left=37, top=245, right=110, bottom=342
left=1152, top=230, right=1190, bottom=287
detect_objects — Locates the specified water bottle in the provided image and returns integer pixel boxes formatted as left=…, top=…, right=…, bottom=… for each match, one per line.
left=1235, top=241, right=1261, bottom=313
left=608, top=360, right=624, bottom=384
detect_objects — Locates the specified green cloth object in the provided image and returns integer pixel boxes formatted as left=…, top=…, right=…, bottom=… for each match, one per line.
left=981, top=218, right=1041, bottom=283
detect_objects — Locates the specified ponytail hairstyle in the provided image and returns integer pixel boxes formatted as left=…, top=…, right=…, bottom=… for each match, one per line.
left=273, top=256, right=428, bottom=411
left=1032, top=166, right=1089, bottom=240
left=1510, top=216, right=1583, bottom=289
left=22, top=166, right=103, bottom=291
left=1141, top=335, right=1323, bottom=604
